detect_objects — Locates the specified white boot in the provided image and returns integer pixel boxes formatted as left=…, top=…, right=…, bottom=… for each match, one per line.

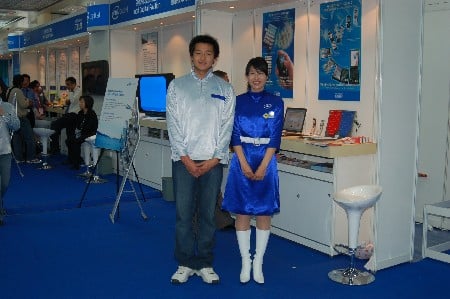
left=253, top=228, right=270, bottom=284
left=236, top=229, right=252, bottom=283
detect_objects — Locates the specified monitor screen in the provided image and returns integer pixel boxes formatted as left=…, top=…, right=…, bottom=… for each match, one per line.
left=136, top=73, right=175, bottom=118
left=283, top=107, right=307, bottom=133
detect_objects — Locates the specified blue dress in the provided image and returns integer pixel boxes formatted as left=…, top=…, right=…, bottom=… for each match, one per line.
left=222, top=90, right=284, bottom=216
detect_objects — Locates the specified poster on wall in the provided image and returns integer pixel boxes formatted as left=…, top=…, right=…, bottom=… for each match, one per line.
left=262, top=8, right=295, bottom=99
left=95, top=78, right=138, bottom=151
left=141, top=32, right=158, bottom=74
left=69, top=48, right=80, bottom=82
left=57, top=50, right=68, bottom=89
left=38, top=53, right=46, bottom=88
left=318, top=0, right=361, bottom=101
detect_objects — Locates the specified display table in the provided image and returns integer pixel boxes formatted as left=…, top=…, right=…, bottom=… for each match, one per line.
left=45, top=106, right=66, bottom=117
left=137, top=118, right=378, bottom=256
left=422, top=200, right=450, bottom=263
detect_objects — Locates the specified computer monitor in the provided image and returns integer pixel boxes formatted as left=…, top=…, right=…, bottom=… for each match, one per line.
left=283, top=107, right=307, bottom=135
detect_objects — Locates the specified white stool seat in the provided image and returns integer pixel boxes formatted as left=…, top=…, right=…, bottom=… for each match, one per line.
left=33, top=128, right=55, bottom=170
left=329, top=184, right=382, bottom=286
left=35, top=119, right=52, bottom=129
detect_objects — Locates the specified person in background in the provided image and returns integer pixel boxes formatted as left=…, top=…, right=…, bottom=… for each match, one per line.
left=6, top=74, right=40, bottom=164
left=0, top=85, right=20, bottom=225
left=21, top=74, right=36, bottom=128
left=222, top=57, right=284, bottom=284
left=166, top=34, right=235, bottom=284
left=0, top=78, right=8, bottom=102
left=29, top=80, right=46, bottom=121
left=212, top=70, right=230, bottom=83
left=209, top=69, right=235, bottom=230
left=49, top=77, right=82, bottom=155
left=65, top=95, right=98, bottom=170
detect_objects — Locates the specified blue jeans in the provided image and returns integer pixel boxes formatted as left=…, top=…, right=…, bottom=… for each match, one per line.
left=12, top=117, right=36, bottom=161
left=0, top=153, right=12, bottom=220
left=173, top=160, right=223, bottom=270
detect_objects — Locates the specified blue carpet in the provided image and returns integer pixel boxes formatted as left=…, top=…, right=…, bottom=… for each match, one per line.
left=5, top=154, right=162, bottom=214
left=1, top=155, right=449, bottom=298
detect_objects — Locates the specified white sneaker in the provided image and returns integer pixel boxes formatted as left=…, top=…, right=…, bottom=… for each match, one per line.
left=171, top=266, right=196, bottom=284
left=197, top=267, right=220, bottom=284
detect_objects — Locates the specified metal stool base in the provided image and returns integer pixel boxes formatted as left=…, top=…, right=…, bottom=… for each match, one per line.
left=86, top=175, right=108, bottom=184
left=39, top=162, right=52, bottom=170
left=77, top=171, right=92, bottom=178
left=328, top=267, right=375, bottom=285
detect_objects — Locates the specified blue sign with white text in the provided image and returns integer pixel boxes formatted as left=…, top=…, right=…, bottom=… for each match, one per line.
left=7, top=34, right=23, bottom=51
left=109, top=0, right=195, bottom=25
left=87, top=4, right=110, bottom=28
left=22, top=13, right=87, bottom=47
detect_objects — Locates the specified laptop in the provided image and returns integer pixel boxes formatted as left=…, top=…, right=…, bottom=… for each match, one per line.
left=282, top=107, right=307, bottom=136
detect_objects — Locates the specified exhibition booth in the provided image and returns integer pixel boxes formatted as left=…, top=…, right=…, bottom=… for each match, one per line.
left=10, top=0, right=432, bottom=272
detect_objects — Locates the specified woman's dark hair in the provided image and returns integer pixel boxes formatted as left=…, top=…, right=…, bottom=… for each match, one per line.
left=189, top=34, right=220, bottom=58
left=80, top=95, right=94, bottom=110
left=0, top=78, right=8, bottom=101
left=245, top=57, right=269, bottom=77
left=12, top=74, right=24, bottom=88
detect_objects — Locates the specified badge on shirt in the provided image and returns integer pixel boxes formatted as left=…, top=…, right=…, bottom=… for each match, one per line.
left=263, top=111, right=275, bottom=119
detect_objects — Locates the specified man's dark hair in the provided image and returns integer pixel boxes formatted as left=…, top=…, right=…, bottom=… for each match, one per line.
left=22, top=74, right=30, bottom=80
left=66, top=77, right=77, bottom=85
left=189, top=35, right=220, bottom=58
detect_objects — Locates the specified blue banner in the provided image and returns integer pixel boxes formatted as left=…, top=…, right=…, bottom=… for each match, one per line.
left=110, top=0, right=195, bottom=25
left=318, top=0, right=361, bottom=101
left=22, top=13, right=87, bottom=47
left=87, top=4, right=110, bottom=28
left=262, top=8, right=295, bottom=99
left=7, top=33, right=23, bottom=51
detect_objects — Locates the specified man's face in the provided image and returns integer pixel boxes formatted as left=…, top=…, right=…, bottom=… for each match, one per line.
left=191, top=42, right=216, bottom=75
left=66, top=81, right=75, bottom=91
left=22, top=77, right=30, bottom=88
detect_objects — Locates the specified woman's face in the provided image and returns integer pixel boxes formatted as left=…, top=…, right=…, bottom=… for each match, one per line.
left=246, top=66, right=267, bottom=92
left=79, top=98, right=86, bottom=110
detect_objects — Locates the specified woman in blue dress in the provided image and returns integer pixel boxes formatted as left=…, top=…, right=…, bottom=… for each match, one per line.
left=222, top=57, right=284, bottom=284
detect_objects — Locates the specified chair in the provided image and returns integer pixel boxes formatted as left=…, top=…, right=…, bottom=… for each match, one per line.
left=32, top=128, right=56, bottom=170
left=328, top=184, right=382, bottom=286
left=422, top=200, right=450, bottom=263
left=84, top=135, right=107, bottom=184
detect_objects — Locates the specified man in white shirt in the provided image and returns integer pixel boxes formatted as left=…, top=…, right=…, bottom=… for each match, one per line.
left=49, top=77, right=82, bottom=155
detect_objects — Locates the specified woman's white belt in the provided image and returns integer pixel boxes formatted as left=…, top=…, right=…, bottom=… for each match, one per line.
left=240, top=136, right=270, bottom=146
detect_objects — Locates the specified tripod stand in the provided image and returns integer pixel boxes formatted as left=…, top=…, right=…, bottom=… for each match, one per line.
left=109, top=106, right=148, bottom=223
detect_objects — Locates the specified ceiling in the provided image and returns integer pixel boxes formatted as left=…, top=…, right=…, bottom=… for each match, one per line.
left=0, top=0, right=65, bottom=11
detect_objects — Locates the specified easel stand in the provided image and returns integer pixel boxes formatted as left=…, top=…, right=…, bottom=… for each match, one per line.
left=78, top=149, right=147, bottom=211
left=109, top=117, right=147, bottom=223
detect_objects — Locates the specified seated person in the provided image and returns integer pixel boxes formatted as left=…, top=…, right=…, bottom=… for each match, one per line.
left=65, top=95, right=98, bottom=170
left=49, top=77, right=82, bottom=154
left=29, top=80, right=46, bottom=121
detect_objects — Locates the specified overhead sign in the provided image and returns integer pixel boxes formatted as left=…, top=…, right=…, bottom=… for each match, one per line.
left=109, top=0, right=195, bottom=25
left=7, top=32, right=23, bottom=51
left=22, top=13, right=87, bottom=48
left=87, top=3, right=110, bottom=29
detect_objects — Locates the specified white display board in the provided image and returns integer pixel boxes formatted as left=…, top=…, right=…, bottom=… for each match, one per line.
left=95, top=78, right=139, bottom=151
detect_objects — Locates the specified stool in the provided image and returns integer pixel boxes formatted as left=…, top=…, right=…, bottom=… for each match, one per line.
left=84, top=135, right=107, bottom=184
left=328, top=185, right=382, bottom=286
left=33, top=128, right=55, bottom=170
left=422, top=200, right=450, bottom=263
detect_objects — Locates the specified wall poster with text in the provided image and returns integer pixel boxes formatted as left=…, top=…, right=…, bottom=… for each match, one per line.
left=262, top=8, right=295, bottom=99
left=141, top=32, right=158, bottom=74
left=318, top=0, right=361, bottom=101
